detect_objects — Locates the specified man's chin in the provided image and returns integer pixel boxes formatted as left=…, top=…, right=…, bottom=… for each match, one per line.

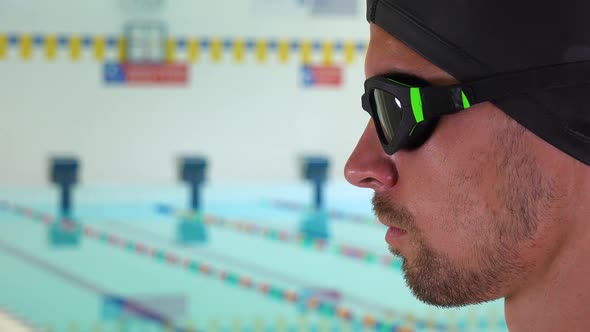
left=388, top=245, right=404, bottom=256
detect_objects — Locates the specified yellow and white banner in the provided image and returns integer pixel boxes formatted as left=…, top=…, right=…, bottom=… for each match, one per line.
left=0, top=33, right=367, bottom=65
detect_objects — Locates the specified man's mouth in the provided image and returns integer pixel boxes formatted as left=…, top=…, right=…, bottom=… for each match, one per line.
left=385, top=225, right=408, bottom=245
left=372, top=194, right=414, bottom=247
left=376, top=214, right=408, bottom=232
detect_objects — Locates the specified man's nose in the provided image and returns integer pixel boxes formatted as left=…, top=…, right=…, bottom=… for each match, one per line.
left=344, top=120, right=398, bottom=192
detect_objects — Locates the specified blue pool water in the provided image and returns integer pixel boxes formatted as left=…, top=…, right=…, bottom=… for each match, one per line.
left=0, top=183, right=507, bottom=331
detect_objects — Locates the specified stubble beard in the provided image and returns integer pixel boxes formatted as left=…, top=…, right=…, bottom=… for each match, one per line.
left=373, top=122, right=556, bottom=307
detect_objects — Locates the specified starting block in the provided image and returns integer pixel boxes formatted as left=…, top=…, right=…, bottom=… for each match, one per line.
left=49, top=219, right=81, bottom=247
left=177, top=213, right=207, bottom=244
left=300, top=156, right=330, bottom=210
left=49, top=156, right=79, bottom=218
left=177, top=156, right=207, bottom=211
left=299, top=209, right=329, bottom=241
left=177, top=156, right=209, bottom=244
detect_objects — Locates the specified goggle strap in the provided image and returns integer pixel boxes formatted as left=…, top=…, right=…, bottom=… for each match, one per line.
left=463, top=61, right=590, bottom=104
left=420, top=86, right=468, bottom=118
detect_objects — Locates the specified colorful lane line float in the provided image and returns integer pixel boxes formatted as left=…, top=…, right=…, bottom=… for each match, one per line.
left=0, top=238, right=188, bottom=332
left=265, top=199, right=382, bottom=227
left=156, top=204, right=404, bottom=271
left=0, top=156, right=506, bottom=331
left=161, top=154, right=405, bottom=270
left=0, top=153, right=427, bottom=331
left=0, top=201, right=426, bottom=332
left=265, top=156, right=381, bottom=228
left=95, top=218, right=438, bottom=329
left=1, top=314, right=477, bottom=332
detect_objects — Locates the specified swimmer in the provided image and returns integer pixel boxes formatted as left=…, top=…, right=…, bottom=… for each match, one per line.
left=344, top=1, right=590, bottom=331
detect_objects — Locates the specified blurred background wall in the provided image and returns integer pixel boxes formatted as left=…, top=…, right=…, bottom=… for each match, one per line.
left=0, top=0, right=369, bottom=185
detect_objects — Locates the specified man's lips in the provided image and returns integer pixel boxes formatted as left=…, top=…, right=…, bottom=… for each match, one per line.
left=385, top=226, right=408, bottom=245
left=377, top=215, right=407, bottom=232
left=377, top=215, right=409, bottom=245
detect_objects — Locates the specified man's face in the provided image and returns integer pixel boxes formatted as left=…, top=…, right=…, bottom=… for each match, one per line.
left=345, top=24, right=564, bottom=307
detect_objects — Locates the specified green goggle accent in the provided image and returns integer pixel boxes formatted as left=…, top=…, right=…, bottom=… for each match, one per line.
left=410, top=87, right=424, bottom=123
left=461, top=90, right=471, bottom=109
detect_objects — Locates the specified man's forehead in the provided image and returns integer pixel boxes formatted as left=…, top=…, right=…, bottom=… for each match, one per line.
left=365, top=24, right=458, bottom=86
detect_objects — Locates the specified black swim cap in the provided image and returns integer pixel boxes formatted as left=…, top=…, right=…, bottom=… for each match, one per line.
left=367, top=0, right=590, bottom=166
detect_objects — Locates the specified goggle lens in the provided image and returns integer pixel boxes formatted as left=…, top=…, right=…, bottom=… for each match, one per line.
left=372, top=89, right=403, bottom=144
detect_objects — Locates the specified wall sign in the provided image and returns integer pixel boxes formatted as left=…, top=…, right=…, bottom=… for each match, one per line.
left=104, top=62, right=188, bottom=85
left=120, top=0, right=167, bottom=15
left=252, top=0, right=358, bottom=17
left=302, top=65, right=343, bottom=88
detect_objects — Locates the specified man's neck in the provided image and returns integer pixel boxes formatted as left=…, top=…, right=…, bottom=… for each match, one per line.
left=504, top=215, right=590, bottom=331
